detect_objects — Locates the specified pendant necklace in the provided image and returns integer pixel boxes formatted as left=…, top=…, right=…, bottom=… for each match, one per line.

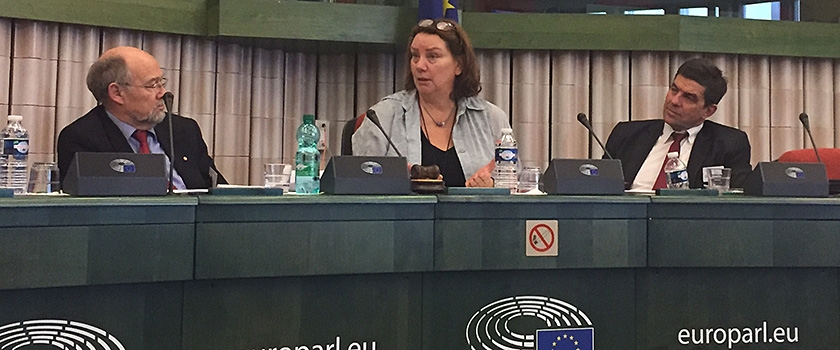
left=420, top=108, right=454, bottom=179
left=419, top=101, right=455, bottom=127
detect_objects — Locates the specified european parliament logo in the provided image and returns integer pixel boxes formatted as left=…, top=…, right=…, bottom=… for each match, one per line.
left=537, top=328, right=594, bottom=350
left=0, top=319, right=126, bottom=350
left=466, top=295, right=595, bottom=350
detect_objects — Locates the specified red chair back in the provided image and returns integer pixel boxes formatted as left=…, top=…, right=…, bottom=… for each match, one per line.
left=778, top=148, right=840, bottom=179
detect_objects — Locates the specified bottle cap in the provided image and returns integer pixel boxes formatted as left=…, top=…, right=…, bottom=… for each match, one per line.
left=303, top=114, right=315, bottom=123
left=501, top=128, right=513, bottom=133
left=7, top=115, right=22, bottom=122
left=667, top=151, right=679, bottom=158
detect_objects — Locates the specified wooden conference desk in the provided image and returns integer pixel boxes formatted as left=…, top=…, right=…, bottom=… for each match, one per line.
left=0, top=195, right=838, bottom=349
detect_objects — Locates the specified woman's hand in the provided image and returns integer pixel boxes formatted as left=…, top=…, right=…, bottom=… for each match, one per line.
left=466, top=160, right=495, bottom=187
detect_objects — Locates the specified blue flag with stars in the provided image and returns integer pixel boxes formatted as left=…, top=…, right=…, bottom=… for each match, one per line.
left=536, top=328, right=594, bottom=350
left=418, top=0, right=459, bottom=22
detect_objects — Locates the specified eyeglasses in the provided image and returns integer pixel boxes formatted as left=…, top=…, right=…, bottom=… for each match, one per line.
left=418, top=19, right=454, bottom=32
left=118, top=77, right=167, bottom=91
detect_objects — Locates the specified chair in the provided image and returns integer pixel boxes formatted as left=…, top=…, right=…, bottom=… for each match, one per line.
left=340, top=113, right=366, bottom=156
left=777, top=148, right=840, bottom=179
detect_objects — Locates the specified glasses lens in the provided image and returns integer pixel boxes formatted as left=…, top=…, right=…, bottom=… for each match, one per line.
left=418, top=19, right=434, bottom=28
left=435, top=22, right=454, bottom=31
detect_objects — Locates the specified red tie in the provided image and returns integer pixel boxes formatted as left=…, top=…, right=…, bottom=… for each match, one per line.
left=652, top=132, right=687, bottom=190
left=132, top=130, right=150, bottom=154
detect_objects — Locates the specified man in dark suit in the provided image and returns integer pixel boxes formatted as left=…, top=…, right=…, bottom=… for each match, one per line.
left=604, top=58, right=751, bottom=190
left=58, top=46, right=225, bottom=189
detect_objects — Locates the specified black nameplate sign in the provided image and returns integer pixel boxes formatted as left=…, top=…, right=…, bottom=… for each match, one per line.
left=321, top=156, right=410, bottom=195
left=63, top=152, right=168, bottom=196
left=743, top=162, right=828, bottom=197
left=542, top=158, right=625, bottom=195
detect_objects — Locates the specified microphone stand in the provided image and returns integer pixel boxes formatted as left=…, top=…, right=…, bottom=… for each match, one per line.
left=163, top=92, right=175, bottom=194
left=799, top=113, right=822, bottom=163
left=577, top=113, right=613, bottom=159
left=366, top=109, right=404, bottom=158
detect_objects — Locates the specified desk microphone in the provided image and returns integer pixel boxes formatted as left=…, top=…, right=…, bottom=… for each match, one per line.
left=366, top=109, right=404, bottom=158
left=799, top=112, right=822, bottom=163
left=577, top=113, right=613, bottom=159
left=163, top=91, right=175, bottom=194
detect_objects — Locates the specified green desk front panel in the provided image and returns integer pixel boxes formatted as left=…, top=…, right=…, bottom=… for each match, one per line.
left=182, top=273, right=422, bottom=350
left=0, top=197, right=196, bottom=290
left=194, top=195, right=436, bottom=279
left=648, top=197, right=840, bottom=267
left=0, top=282, right=185, bottom=350
left=636, top=267, right=840, bottom=349
left=423, top=268, right=636, bottom=350
left=434, top=195, right=649, bottom=271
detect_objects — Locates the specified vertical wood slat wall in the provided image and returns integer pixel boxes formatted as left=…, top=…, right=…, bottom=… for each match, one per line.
left=1, top=18, right=837, bottom=186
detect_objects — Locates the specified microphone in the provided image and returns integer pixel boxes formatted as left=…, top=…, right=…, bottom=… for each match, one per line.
left=799, top=112, right=822, bottom=163
left=577, top=113, right=613, bottom=159
left=365, top=109, right=404, bottom=158
left=163, top=92, right=175, bottom=194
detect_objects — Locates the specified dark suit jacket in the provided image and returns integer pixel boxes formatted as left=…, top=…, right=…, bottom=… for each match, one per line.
left=604, top=119, right=751, bottom=189
left=57, top=105, right=227, bottom=189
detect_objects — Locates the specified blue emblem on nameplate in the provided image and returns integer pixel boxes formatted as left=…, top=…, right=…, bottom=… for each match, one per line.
left=361, top=161, right=383, bottom=175
left=785, top=167, right=805, bottom=179
left=579, top=164, right=600, bottom=176
left=110, top=158, right=136, bottom=173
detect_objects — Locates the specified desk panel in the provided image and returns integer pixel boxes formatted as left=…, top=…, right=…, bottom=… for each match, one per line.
left=182, top=273, right=422, bottom=350
left=0, top=194, right=836, bottom=349
left=649, top=197, right=840, bottom=267
left=0, top=282, right=184, bottom=350
left=435, top=195, right=648, bottom=271
left=422, top=269, right=636, bottom=350
left=636, top=268, right=840, bottom=349
left=0, top=197, right=196, bottom=290
left=195, top=196, right=436, bottom=279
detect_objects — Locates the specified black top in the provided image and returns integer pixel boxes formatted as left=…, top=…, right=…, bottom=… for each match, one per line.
left=420, top=131, right=466, bottom=187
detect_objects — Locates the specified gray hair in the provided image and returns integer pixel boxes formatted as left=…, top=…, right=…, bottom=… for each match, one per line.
left=86, top=56, right=131, bottom=104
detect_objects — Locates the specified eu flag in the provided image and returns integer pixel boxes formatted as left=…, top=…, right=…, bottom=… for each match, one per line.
left=536, top=328, right=594, bottom=350
left=418, top=0, right=459, bottom=22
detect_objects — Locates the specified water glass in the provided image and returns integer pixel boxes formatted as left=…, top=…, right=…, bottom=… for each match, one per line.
left=517, top=166, right=541, bottom=193
left=705, top=167, right=731, bottom=192
left=27, top=162, right=60, bottom=193
left=264, top=163, right=292, bottom=192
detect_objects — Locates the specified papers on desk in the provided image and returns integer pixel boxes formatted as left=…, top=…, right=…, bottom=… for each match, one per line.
left=174, top=188, right=210, bottom=194
left=625, top=189, right=656, bottom=195
left=17, top=192, right=70, bottom=197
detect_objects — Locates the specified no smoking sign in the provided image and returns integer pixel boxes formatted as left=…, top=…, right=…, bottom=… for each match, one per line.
left=525, top=220, right=558, bottom=256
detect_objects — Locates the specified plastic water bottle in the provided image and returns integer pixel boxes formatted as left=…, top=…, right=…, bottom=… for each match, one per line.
left=493, top=128, right=518, bottom=193
left=0, top=115, right=29, bottom=194
left=664, top=151, right=689, bottom=189
left=295, top=114, right=321, bottom=194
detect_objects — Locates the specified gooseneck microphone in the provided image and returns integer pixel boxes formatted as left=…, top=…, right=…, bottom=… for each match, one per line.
left=799, top=112, right=822, bottom=163
left=366, top=109, right=404, bottom=158
left=577, top=113, right=613, bottom=159
left=162, top=92, right=175, bottom=194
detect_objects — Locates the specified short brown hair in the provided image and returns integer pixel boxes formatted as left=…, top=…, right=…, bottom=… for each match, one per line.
left=675, top=58, right=727, bottom=106
left=404, top=19, right=481, bottom=101
left=86, top=56, right=131, bottom=104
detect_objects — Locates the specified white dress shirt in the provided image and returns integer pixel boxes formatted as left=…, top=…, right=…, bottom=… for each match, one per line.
left=630, top=122, right=704, bottom=191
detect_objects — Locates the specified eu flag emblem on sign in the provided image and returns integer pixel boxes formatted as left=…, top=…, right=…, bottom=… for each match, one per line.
left=536, top=328, right=594, bottom=350
left=418, top=0, right=459, bottom=22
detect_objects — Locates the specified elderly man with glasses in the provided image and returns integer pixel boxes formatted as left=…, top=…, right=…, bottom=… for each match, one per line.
left=58, top=46, right=225, bottom=189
